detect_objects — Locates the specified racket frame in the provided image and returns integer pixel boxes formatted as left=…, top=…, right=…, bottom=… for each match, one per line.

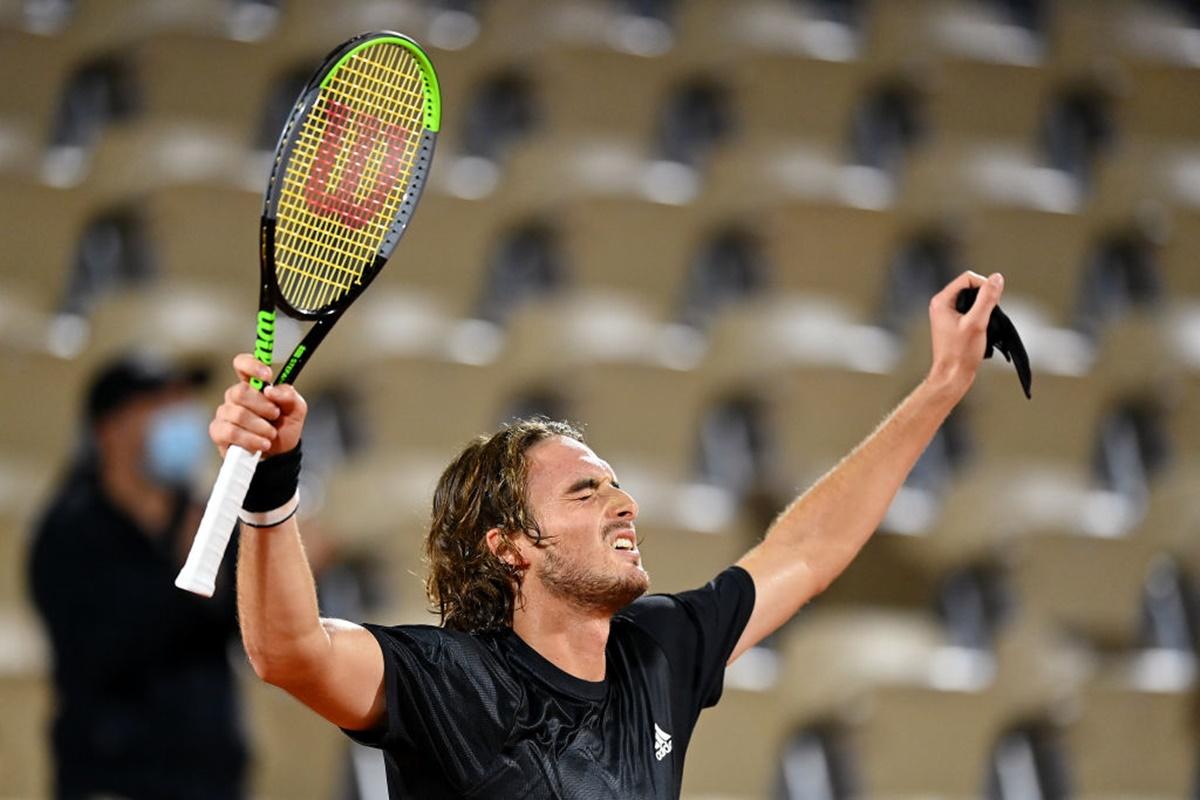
left=254, top=30, right=439, bottom=389
left=176, top=31, right=440, bottom=597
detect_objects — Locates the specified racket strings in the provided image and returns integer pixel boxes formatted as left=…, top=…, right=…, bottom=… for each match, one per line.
left=274, top=42, right=427, bottom=313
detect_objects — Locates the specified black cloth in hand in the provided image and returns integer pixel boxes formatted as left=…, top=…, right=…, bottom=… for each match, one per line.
left=955, top=288, right=1033, bottom=399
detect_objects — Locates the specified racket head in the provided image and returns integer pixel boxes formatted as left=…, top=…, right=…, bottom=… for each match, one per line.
left=261, top=31, right=440, bottom=320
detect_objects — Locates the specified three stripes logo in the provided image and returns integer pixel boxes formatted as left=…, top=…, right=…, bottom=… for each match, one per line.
left=653, top=723, right=672, bottom=762
left=303, top=99, right=410, bottom=230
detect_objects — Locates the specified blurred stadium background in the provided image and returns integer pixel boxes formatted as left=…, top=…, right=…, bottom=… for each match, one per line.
left=2, top=0, right=1200, bottom=797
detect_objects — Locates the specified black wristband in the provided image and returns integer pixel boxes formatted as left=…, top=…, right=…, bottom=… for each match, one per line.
left=243, top=441, right=302, bottom=513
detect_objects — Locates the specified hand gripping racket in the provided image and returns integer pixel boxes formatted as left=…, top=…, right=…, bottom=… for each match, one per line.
left=176, top=32, right=441, bottom=596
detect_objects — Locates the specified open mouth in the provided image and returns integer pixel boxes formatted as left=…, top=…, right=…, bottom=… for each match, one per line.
left=610, top=531, right=637, bottom=552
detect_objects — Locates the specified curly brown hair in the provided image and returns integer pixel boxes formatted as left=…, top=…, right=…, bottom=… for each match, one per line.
left=424, top=418, right=585, bottom=633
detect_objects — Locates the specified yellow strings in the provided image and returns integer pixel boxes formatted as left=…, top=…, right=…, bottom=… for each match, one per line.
left=274, top=42, right=427, bottom=312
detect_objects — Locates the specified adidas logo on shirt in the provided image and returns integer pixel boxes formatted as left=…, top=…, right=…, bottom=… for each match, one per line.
left=654, top=723, right=673, bottom=761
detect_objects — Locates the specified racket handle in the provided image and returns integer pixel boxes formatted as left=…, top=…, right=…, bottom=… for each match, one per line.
left=175, top=444, right=262, bottom=597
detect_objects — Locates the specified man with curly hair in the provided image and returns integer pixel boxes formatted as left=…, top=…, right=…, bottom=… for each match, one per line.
left=211, top=271, right=1006, bottom=798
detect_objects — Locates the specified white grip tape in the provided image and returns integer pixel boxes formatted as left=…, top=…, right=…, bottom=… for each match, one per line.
left=175, top=444, right=261, bottom=597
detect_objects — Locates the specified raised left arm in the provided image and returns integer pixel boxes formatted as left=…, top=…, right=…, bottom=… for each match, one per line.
left=729, top=270, right=1005, bottom=663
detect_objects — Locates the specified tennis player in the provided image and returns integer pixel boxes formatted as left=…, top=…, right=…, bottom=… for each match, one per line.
left=210, top=270, right=1005, bottom=798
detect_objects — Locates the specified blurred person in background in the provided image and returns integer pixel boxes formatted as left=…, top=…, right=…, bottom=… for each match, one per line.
left=28, top=353, right=247, bottom=800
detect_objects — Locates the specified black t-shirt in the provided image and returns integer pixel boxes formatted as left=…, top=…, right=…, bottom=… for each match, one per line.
left=346, top=565, right=756, bottom=799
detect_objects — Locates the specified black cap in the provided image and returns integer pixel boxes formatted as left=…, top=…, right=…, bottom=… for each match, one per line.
left=86, top=353, right=210, bottom=425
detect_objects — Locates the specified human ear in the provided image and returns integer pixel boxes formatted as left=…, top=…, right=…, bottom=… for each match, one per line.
left=486, top=527, right=529, bottom=570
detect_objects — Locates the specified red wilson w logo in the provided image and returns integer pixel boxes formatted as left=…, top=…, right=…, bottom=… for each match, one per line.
left=304, top=100, right=410, bottom=230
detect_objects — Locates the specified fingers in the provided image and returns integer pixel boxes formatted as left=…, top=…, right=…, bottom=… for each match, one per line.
left=224, top=382, right=281, bottom=422
left=216, top=399, right=278, bottom=441
left=211, top=373, right=283, bottom=455
left=232, top=353, right=273, bottom=385
left=209, top=417, right=273, bottom=455
left=263, top=384, right=307, bottom=418
left=930, top=270, right=988, bottom=311
left=963, top=272, right=1005, bottom=328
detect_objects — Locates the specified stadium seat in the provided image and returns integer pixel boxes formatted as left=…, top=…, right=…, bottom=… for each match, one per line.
left=962, top=368, right=1105, bottom=467
left=639, top=523, right=750, bottom=597
left=923, top=58, right=1051, bottom=143
left=959, top=204, right=1094, bottom=321
left=1116, top=63, right=1200, bottom=142
left=682, top=684, right=792, bottom=800
left=355, top=357, right=513, bottom=457
left=764, top=199, right=906, bottom=317
left=554, top=360, right=711, bottom=480
left=0, top=30, right=86, bottom=146
left=244, top=676, right=346, bottom=800
left=730, top=52, right=874, bottom=148
left=143, top=184, right=262, bottom=289
left=0, top=179, right=102, bottom=312
left=1161, top=206, right=1200, bottom=297
left=535, top=46, right=691, bottom=143
left=1065, top=684, right=1197, bottom=797
left=559, top=196, right=714, bottom=319
left=0, top=670, right=51, bottom=799
left=82, top=285, right=254, bottom=367
left=1010, top=532, right=1159, bottom=649
left=132, top=34, right=277, bottom=139
left=768, top=365, right=908, bottom=478
left=388, top=193, right=551, bottom=316
left=854, top=685, right=1012, bottom=797
left=0, top=349, right=90, bottom=465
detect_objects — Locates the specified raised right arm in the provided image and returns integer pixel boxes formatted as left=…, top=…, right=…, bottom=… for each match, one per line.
left=211, top=354, right=386, bottom=732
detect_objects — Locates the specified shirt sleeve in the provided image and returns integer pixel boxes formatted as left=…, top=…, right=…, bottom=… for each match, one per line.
left=342, top=624, right=522, bottom=788
left=616, top=565, right=757, bottom=711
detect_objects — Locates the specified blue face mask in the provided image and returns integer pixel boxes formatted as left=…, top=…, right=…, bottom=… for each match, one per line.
left=143, top=402, right=209, bottom=486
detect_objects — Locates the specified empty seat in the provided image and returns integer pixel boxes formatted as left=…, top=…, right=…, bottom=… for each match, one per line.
left=535, top=46, right=693, bottom=143
left=768, top=365, right=907, bottom=478
left=555, top=361, right=711, bottom=480
left=639, top=524, right=749, bottom=596
left=1116, top=63, right=1200, bottom=142
left=390, top=193, right=553, bottom=316
left=764, top=199, right=907, bottom=316
left=355, top=357, right=516, bottom=458
left=961, top=368, right=1105, bottom=467
left=83, top=284, right=254, bottom=366
left=854, top=685, right=1012, bottom=797
left=923, top=58, right=1051, bottom=143
left=0, top=180, right=103, bottom=311
left=559, top=196, right=719, bottom=318
left=243, top=675, right=346, bottom=800
left=730, top=53, right=875, bottom=148
left=0, top=517, right=23, bottom=613
left=143, top=184, right=262, bottom=290
left=0, top=30, right=88, bottom=145
left=0, top=350, right=90, bottom=465
left=681, top=685, right=792, bottom=800
left=1066, top=685, right=1196, bottom=797
left=1160, top=206, right=1200, bottom=298
left=498, top=290, right=674, bottom=378
left=132, top=34, right=278, bottom=139
left=0, top=450, right=62, bottom=614
left=0, top=670, right=51, bottom=799
left=1010, top=532, right=1160, bottom=649
left=959, top=204, right=1094, bottom=321
left=266, top=0, right=427, bottom=65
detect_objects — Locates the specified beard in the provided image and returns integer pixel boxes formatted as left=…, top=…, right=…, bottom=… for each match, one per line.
left=537, top=541, right=649, bottom=614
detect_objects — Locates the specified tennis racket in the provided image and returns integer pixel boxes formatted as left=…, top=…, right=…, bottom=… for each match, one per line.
left=176, top=31, right=441, bottom=597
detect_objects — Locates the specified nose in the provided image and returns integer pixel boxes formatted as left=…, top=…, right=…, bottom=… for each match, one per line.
left=609, top=485, right=638, bottom=521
